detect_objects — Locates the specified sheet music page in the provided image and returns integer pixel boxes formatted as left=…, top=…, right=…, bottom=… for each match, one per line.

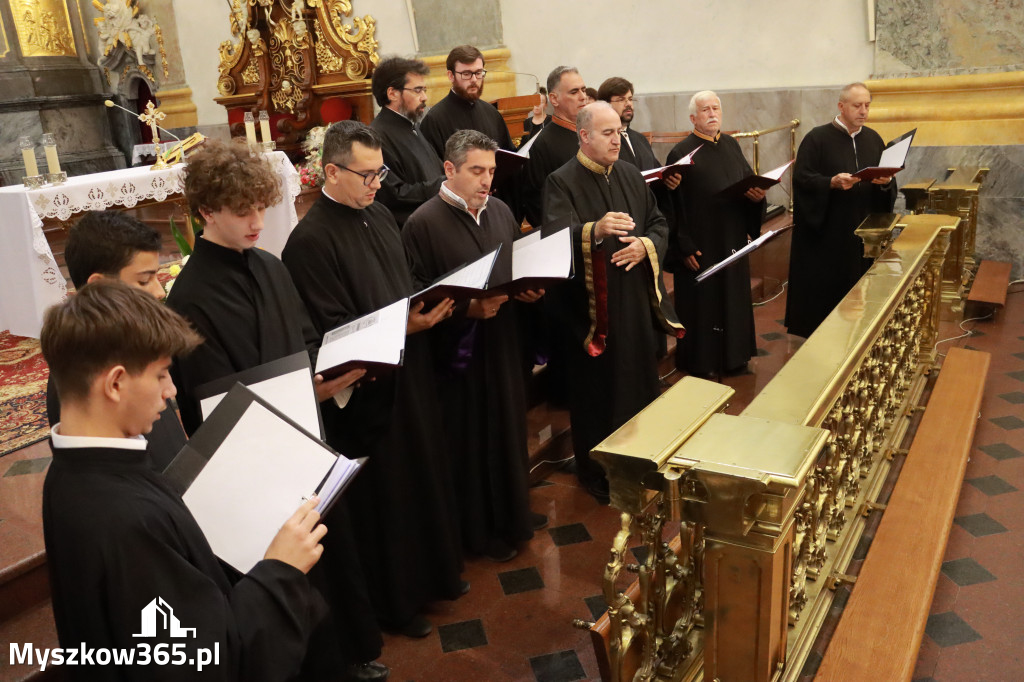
left=315, top=297, right=408, bottom=374
left=761, top=160, right=794, bottom=181
left=314, top=455, right=362, bottom=514
left=183, top=402, right=337, bottom=573
left=200, top=369, right=320, bottom=437
left=513, top=230, right=542, bottom=253
left=512, top=227, right=572, bottom=280
left=878, top=134, right=913, bottom=168
left=641, top=143, right=703, bottom=179
left=434, top=248, right=498, bottom=289
left=516, top=132, right=541, bottom=158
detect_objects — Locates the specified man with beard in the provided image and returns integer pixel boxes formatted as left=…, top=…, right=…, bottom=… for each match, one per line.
left=543, top=102, right=684, bottom=502
left=370, top=56, right=445, bottom=228
left=786, top=82, right=897, bottom=338
left=420, top=45, right=515, bottom=157
left=521, top=65, right=588, bottom=228
left=666, top=91, right=766, bottom=378
left=403, top=129, right=546, bottom=562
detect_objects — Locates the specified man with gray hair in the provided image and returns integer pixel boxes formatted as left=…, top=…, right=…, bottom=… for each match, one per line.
left=403, top=129, right=547, bottom=561
left=665, top=90, right=766, bottom=378
left=521, top=65, right=589, bottom=228
left=543, top=102, right=684, bottom=502
left=786, top=82, right=897, bottom=337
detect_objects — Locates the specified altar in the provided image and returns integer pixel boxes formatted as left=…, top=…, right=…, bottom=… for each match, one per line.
left=0, top=152, right=299, bottom=339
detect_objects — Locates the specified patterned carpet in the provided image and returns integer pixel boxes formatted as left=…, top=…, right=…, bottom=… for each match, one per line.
left=0, top=331, right=50, bottom=457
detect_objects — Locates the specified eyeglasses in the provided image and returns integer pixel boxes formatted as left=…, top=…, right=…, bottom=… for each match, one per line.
left=454, top=69, right=487, bottom=80
left=335, top=164, right=390, bottom=186
left=401, top=86, right=428, bottom=94
left=610, top=95, right=634, bottom=105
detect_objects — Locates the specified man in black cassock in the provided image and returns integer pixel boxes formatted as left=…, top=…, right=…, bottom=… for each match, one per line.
left=521, top=65, right=588, bottom=228
left=282, top=121, right=466, bottom=639
left=543, top=102, right=685, bottom=502
left=667, top=91, right=766, bottom=377
left=370, top=56, right=444, bottom=227
left=402, top=129, right=546, bottom=562
left=42, top=281, right=327, bottom=682
left=419, top=45, right=515, bottom=158
left=165, top=140, right=387, bottom=682
left=45, top=210, right=186, bottom=473
left=786, top=82, right=897, bottom=338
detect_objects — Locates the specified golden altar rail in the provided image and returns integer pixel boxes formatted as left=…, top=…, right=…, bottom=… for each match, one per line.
left=581, top=213, right=960, bottom=682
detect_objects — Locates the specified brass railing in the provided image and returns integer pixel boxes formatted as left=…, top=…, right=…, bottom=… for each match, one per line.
left=732, top=119, right=801, bottom=175
left=587, top=213, right=960, bottom=682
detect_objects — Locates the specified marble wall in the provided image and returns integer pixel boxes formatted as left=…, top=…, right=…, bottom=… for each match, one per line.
left=412, top=0, right=503, bottom=55
left=874, top=0, right=1024, bottom=77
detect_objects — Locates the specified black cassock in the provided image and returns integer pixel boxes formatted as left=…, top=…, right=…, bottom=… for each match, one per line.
left=43, top=443, right=316, bottom=682
left=543, top=153, right=684, bottom=484
left=46, top=382, right=185, bottom=473
left=786, top=122, right=897, bottom=337
left=667, top=133, right=764, bottom=376
left=282, top=196, right=464, bottom=627
left=522, top=120, right=579, bottom=228
left=620, top=127, right=675, bottom=226
left=371, top=107, right=444, bottom=227
left=402, top=194, right=533, bottom=554
left=419, top=90, right=515, bottom=158
left=165, top=236, right=383, bottom=666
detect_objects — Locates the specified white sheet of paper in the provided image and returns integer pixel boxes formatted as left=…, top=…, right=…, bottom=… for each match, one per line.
left=516, top=132, right=541, bottom=158
left=512, top=227, right=572, bottom=280
left=513, top=230, right=542, bottom=253
left=878, top=134, right=913, bottom=169
left=761, top=160, right=794, bottom=182
left=642, top=143, right=703, bottom=180
left=314, top=455, right=362, bottom=514
left=417, top=248, right=498, bottom=300
left=183, top=402, right=337, bottom=573
left=315, top=297, right=408, bottom=375
left=696, top=229, right=776, bottom=283
left=200, top=369, right=320, bottom=438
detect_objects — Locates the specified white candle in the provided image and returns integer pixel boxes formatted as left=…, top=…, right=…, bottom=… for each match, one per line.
left=20, top=141, right=38, bottom=177
left=244, top=112, right=257, bottom=145
left=259, top=111, right=272, bottom=144
left=41, top=134, right=61, bottom=174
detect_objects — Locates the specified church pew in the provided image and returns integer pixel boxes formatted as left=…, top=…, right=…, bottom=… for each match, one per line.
left=814, top=347, right=990, bottom=681
left=965, top=260, right=1012, bottom=318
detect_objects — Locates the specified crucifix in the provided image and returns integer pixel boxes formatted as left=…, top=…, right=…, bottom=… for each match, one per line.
left=139, top=100, right=170, bottom=169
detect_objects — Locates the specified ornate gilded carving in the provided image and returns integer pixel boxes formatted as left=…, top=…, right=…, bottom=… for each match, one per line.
left=268, top=18, right=309, bottom=114
left=313, top=21, right=344, bottom=73
left=0, top=9, right=10, bottom=59
left=242, top=56, right=260, bottom=84
left=308, top=0, right=379, bottom=79
left=217, top=0, right=246, bottom=96
left=12, top=0, right=77, bottom=57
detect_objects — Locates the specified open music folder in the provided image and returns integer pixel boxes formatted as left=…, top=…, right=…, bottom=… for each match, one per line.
left=315, top=297, right=409, bottom=380
left=642, top=144, right=702, bottom=185
left=719, top=160, right=794, bottom=197
left=695, top=224, right=795, bottom=283
left=853, top=128, right=916, bottom=181
left=484, top=225, right=574, bottom=296
left=411, top=246, right=501, bottom=306
left=195, top=351, right=324, bottom=440
left=164, top=383, right=365, bottom=573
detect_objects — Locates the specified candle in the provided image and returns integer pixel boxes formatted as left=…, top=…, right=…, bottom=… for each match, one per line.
left=19, top=137, right=38, bottom=177
left=259, top=111, right=272, bottom=144
left=41, top=133, right=61, bottom=174
left=244, top=111, right=257, bottom=145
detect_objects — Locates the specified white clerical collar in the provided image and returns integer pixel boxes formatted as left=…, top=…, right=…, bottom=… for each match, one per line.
left=833, top=116, right=862, bottom=138
left=50, top=423, right=147, bottom=450
left=440, top=182, right=488, bottom=225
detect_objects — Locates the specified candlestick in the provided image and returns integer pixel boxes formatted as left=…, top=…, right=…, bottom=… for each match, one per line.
left=244, top=112, right=257, bottom=146
left=258, top=111, right=273, bottom=145
left=41, top=133, right=61, bottom=174
left=19, top=136, right=38, bottom=177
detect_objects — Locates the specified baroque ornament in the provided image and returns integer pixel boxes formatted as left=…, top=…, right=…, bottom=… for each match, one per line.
left=12, top=0, right=76, bottom=57
left=92, top=0, right=170, bottom=85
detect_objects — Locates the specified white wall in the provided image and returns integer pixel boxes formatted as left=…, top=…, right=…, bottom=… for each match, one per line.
left=500, top=0, right=875, bottom=94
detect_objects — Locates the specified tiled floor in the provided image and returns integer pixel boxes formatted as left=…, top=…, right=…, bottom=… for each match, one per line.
left=2, top=289, right=1022, bottom=681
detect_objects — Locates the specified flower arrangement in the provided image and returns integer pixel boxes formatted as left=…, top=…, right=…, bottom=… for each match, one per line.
left=297, top=125, right=328, bottom=189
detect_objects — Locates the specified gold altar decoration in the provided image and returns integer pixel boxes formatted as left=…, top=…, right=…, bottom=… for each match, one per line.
left=1, top=6, right=11, bottom=58
left=12, top=0, right=77, bottom=57
left=215, top=0, right=379, bottom=148
left=588, top=213, right=959, bottom=682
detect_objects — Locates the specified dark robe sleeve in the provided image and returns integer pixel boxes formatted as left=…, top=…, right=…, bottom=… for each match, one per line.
left=666, top=144, right=700, bottom=257
left=792, top=130, right=834, bottom=232
left=418, top=111, right=448, bottom=160
left=523, top=134, right=554, bottom=228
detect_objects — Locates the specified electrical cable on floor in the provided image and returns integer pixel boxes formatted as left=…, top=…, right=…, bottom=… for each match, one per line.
left=935, top=313, right=993, bottom=357
left=659, top=367, right=679, bottom=382
left=530, top=455, right=574, bottom=475
left=753, top=281, right=787, bottom=307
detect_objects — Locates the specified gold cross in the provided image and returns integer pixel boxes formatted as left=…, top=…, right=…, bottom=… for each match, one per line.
left=139, top=100, right=171, bottom=170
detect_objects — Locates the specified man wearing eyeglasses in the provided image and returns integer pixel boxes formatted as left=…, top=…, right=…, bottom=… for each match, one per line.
left=370, top=56, right=445, bottom=228
left=283, top=121, right=468, bottom=643
left=419, top=44, right=516, bottom=159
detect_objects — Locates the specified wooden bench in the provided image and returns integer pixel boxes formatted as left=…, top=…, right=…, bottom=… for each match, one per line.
left=966, top=260, right=1012, bottom=317
left=814, top=347, right=991, bottom=681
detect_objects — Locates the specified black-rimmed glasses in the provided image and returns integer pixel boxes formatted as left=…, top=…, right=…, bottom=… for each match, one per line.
left=454, top=69, right=487, bottom=80
left=401, top=86, right=429, bottom=94
left=335, top=164, right=390, bottom=186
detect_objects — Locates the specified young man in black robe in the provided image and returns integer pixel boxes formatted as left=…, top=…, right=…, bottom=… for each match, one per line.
left=402, top=129, right=547, bottom=562
left=543, top=102, right=685, bottom=502
left=667, top=91, right=766, bottom=377
left=786, top=82, right=897, bottom=338
left=521, top=65, right=588, bottom=228
left=370, top=56, right=444, bottom=228
left=282, top=121, right=466, bottom=639
left=41, top=280, right=328, bottom=682
left=419, top=45, right=515, bottom=158
left=44, top=210, right=186, bottom=473
left=164, top=140, right=387, bottom=681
